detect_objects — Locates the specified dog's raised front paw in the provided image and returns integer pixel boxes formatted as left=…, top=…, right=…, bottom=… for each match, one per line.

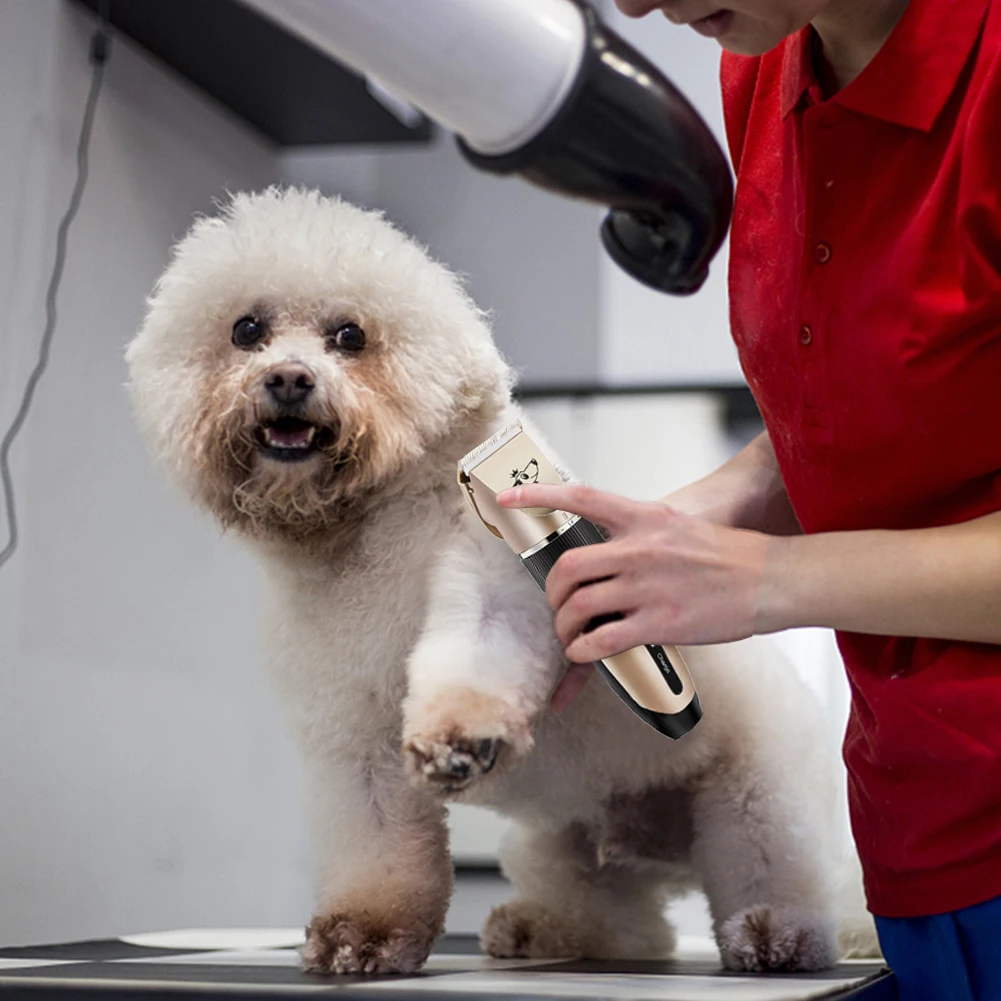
left=302, top=913, right=435, bottom=975
left=403, top=688, right=531, bottom=794
left=404, top=735, right=501, bottom=793
left=718, top=904, right=839, bottom=972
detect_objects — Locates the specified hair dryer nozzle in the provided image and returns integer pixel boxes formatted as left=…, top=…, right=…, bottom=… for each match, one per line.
left=461, top=3, right=733, bottom=296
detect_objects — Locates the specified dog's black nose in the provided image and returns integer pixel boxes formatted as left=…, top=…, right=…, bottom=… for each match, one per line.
left=264, top=364, right=315, bottom=406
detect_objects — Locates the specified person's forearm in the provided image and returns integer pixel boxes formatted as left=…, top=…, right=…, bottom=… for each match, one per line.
left=760, top=510, right=1001, bottom=643
left=661, top=431, right=802, bottom=535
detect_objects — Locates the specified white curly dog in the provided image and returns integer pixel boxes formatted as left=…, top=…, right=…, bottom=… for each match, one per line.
left=127, top=188, right=875, bottom=976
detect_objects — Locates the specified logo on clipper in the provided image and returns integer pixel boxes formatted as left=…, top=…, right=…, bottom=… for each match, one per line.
left=510, top=458, right=540, bottom=487
left=648, top=645, right=684, bottom=695
left=651, top=646, right=674, bottom=674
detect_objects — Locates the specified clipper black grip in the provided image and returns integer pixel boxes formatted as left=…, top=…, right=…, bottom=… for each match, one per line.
left=520, top=516, right=701, bottom=739
left=522, top=515, right=685, bottom=695
left=522, top=519, right=640, bottom=653
left=521, top=517, right=606, bottom=588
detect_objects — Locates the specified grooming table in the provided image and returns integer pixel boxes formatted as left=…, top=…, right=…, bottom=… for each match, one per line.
left=0, top=931, right=894, bottom=1001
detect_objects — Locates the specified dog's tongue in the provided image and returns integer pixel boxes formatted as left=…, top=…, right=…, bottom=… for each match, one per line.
left=265, top=423, right=315, bottom=449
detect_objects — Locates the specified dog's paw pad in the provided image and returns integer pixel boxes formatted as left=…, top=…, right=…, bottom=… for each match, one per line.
left=404, top=735, right=501, bottom=793
left=482, top=899, right=675, bottom=961
left=481, top=901, right=585, bottom=959
left=302, top=914, right=434, bottom=975
left=718, top=904, right=839, bottom=972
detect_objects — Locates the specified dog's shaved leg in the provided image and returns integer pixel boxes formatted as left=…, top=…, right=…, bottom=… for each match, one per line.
left=691, top=761, right=840, bottom=972
left=402, top=530, right=562, bottom=791
left=298, top=746, right=452, bottom=975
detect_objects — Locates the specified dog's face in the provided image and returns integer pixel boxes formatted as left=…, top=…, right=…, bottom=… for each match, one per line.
left=127, top=189, right=510, bottom=542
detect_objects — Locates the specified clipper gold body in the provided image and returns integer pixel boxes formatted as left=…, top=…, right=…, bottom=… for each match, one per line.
left=458, top=422, right=702, bottom=739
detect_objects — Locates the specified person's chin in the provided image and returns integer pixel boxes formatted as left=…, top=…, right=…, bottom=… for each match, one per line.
left=716, top=35, right=778, bottom=55
left=708, top=17, right=790, bottom=56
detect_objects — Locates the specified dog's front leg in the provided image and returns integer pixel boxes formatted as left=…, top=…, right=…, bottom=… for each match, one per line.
left=299, top=744, right=452, bottom=974
left=402, top=529, right=563, bottom=793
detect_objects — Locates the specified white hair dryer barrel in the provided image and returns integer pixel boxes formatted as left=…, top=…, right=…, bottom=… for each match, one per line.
left=240, top=0, right=587, bottom=155
left=237, top=0, right=734, bottom=296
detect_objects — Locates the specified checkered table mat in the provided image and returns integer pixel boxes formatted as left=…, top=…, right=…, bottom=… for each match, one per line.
left=0, top=931, right=892, bottom=1001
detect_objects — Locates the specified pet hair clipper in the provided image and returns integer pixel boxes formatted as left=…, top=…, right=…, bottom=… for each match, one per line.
left=458, top=422, right=702, bottom=739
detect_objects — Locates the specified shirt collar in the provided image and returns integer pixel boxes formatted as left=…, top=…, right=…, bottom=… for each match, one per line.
left=780, top=0, right=990, bottom=131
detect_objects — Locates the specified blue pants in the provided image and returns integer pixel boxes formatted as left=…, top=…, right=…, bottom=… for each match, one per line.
left=875, top=894, right=1001, bottom=1001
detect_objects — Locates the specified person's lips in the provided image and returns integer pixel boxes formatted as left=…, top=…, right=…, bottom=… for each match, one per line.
left=688, top=9, right=735, bottom=37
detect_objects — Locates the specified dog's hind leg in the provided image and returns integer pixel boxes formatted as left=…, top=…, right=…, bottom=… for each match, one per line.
left=298, top=745, right=452, bottom=975
left=691, top=758, right=840, bottom=973
left=482, top=821, right=677, bottom=960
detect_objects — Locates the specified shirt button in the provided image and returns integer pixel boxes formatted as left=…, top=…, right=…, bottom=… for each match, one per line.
left=814, top=242, right=832, bottom=264
left=799, top=324, right=813, bottom=346
left=823, top=177, right=835, bottom=190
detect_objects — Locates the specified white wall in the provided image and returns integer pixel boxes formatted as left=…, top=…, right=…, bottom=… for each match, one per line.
left=598, top=9, right=743, bottom=386
left=0, top=0, right=312, bottom=946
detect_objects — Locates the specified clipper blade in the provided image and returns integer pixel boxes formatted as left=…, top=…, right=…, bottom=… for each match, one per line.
left=458, top=421, right=524, bottom=477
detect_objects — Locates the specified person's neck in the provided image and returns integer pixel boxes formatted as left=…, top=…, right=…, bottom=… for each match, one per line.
left=811, top=0, right=911, bottom=94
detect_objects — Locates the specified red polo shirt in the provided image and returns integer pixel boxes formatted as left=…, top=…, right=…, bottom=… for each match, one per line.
left=721, top=0, right=1001, bottom=917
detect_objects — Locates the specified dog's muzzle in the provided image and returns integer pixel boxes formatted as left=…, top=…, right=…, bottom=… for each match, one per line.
left=253, top=364, right=338, bottom=463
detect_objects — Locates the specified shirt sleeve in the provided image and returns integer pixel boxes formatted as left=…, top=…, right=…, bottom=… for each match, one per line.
left=719, top=52, right=761, bottom=172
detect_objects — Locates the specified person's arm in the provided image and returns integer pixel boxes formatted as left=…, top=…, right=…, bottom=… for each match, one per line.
left=760, top=510, right=1001, bottom=642
left=658, top=431, right=801, bottom=535
left=497, top=483, right=1001, bottom=668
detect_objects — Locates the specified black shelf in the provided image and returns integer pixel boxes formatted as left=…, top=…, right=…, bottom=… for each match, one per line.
left=71, top=0, right=433, bottom=146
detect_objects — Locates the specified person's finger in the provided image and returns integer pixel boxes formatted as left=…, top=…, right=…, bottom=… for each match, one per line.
left=550, top=663, right=595, bottom=713
left=496, top=483, right=637, bottom=534
left=545, top=543, right=630, bottom=609
left=553, top=577, right=635, bottom=647
left=564, top=616, right=640, bottom=664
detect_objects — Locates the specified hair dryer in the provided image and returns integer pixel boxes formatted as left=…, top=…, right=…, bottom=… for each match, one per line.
left=238, top=0, right=733, bottom=295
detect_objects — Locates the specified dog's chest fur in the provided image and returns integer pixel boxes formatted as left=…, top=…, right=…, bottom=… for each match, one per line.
left=257, top=490, right=461, bottom=741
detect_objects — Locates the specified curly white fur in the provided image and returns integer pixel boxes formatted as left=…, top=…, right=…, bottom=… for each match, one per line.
left=127, top=187, right=878, bottom=976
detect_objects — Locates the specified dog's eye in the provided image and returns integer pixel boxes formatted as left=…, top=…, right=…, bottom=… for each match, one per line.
left=328, top=322, right=366, bottom=353
left=232, top=316, right=267, bottom=349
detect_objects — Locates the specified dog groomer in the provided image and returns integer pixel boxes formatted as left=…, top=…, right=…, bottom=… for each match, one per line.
left=499, top=0, right=1001, bottom=997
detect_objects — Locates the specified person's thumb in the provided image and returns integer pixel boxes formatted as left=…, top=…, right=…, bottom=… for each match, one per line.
left=551, top=663, right=595, bottom=714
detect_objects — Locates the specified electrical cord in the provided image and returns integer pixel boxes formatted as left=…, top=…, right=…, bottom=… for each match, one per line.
left=0, top=3, right=111, bottom=571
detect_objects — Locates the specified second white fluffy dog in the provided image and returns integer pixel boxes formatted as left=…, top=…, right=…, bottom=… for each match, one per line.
left=127, top=188, right=869, bottom=977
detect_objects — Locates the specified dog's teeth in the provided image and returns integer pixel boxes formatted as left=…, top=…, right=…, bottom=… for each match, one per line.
left=263, top=425, right=317, bottom=449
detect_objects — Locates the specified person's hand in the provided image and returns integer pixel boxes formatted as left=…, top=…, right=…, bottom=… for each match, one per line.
left=497, top=483, right=772, bottom=668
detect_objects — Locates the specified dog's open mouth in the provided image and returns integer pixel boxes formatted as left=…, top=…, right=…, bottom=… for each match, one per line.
left=255, top=417, right=333, bottom=462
